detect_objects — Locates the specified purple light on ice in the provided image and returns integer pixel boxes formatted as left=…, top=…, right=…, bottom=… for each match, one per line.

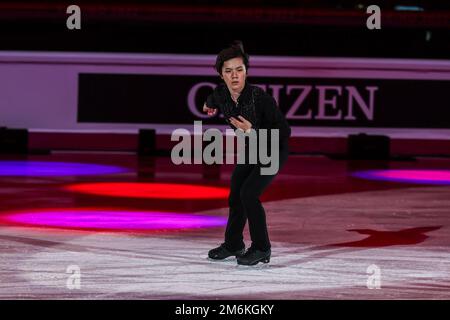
left=0, top=161, right=128, bottom=176
left=1, top=208, right=227, bottom=231
left=352, top=169, right=450, bottom=185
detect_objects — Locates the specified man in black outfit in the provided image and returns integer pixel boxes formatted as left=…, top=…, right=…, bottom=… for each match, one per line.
left=203, top=41, right=291, bottom=266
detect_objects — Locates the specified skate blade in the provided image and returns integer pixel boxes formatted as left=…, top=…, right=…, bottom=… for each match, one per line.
left=207, top=256, right=237, bottom=263
left=236, top=258, right=271, bottom=269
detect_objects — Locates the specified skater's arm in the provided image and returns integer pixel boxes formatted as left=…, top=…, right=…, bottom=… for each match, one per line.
left=203, top=84, right=224, bottom=115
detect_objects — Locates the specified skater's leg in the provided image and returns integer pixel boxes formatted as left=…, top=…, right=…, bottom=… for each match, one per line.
left=239, top=145, right=289, bottom=251
left=224, top=163, right=254, bottom=250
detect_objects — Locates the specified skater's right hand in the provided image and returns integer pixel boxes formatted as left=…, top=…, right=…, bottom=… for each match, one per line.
left=203, top=103, right=218, bottom=116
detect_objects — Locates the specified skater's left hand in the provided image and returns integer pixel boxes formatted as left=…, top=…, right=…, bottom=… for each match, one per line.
left=229, top=115, right=252, bottom=132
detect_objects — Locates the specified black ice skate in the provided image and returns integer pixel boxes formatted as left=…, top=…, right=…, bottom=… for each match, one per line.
left=237, top=247, right=271, bottom=266
left=208, top=244, right=245, bottom=260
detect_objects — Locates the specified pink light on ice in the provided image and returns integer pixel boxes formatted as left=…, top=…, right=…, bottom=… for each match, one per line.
left=352, top=169, right=450, bottom=185
left=0, top=208, right=227, bottom=232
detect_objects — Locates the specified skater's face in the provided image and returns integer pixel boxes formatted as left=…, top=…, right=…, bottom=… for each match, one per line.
left=221, top=57, right=247, bottom=93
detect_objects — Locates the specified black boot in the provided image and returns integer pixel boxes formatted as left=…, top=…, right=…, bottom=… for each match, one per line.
left=237, top=247, right=271, bottom=265
left=208, top=244, right=245, bottom=260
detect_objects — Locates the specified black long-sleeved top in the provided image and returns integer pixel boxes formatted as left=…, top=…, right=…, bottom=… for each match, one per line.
left=206, top=82, right=291, bottom=144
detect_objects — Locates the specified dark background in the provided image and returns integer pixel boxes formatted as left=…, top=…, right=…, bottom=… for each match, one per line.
left=0, top=0, right=449, bottom=58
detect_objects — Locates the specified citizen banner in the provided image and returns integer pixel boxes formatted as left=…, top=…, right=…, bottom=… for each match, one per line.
left=78, top=73, right=450, bottom=128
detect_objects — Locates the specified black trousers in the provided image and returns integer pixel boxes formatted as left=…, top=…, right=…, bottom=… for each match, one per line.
left=224, top=143, right=289, bottom=252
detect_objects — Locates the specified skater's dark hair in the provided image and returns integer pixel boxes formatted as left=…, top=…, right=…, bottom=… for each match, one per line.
left=215, top=40, right=249, bottom=75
